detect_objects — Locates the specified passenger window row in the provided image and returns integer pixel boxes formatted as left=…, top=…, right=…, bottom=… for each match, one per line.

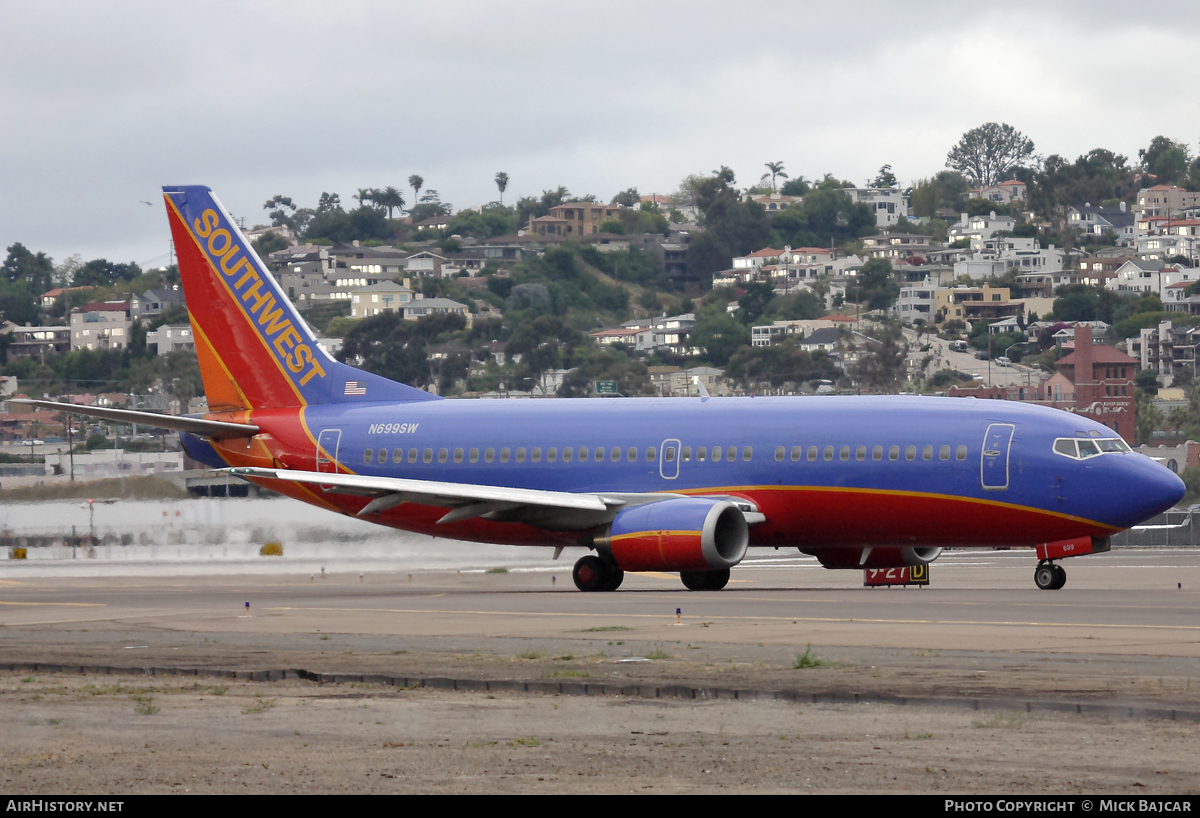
left=361, top=445, right=755, bottom=466
left=773, top=444, right=969, bottom=463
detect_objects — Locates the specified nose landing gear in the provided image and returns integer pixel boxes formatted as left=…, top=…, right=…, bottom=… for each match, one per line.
left=1034, top=561, right=1066, bottom=590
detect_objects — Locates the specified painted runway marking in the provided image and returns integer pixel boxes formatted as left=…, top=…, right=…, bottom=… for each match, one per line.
left=0, top=601, right=105, bottom=607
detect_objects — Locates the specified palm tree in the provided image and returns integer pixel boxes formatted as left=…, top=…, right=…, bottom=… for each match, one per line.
left=374, top=187, right=405, bottom=219
left=495, top=172, right=509, bottom=205
left=408, top=175, right=424, bottom=212
left=762, top=161, right=788, bottom=193
left=353, top=188, right=377, bottom=209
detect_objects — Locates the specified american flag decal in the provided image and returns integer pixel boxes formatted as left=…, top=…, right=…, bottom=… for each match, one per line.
left=344, top=381, right=367, bottom=396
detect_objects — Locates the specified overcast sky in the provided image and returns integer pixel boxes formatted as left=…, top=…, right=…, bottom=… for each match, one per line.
left=3, top=1, right=1199, bottom=269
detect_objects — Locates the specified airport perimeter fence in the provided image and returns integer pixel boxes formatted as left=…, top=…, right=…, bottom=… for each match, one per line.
left=1109, top=506, right=1200, bottom=548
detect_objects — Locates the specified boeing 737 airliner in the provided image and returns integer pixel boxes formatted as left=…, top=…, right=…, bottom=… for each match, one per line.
left=17, top=186, right=1186, bottom=591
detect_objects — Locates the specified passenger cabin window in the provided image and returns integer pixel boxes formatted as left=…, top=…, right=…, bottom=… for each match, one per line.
left=775, top=446, right=785, bottom=462
left=889, top=445, right=899, bottom=461
left=595, top=447, right=605, bottom=462
left=627, top=447, right=637, bottom=462
left=612, top=446, right=622, bottom=462
left=727, top=446, right=737, bottom=461
left=856, top=445, right=866, bottom=461
left=742, top=446, right=752, bottom=461
left=423, top=448, right=433, bottom=463
left=469, top=448, right=479, bottom=463
left=939, top=445, right=951, bottom=461
left=808, top=446, right=818, bottom=461
left=453, top=448, right=464, bottom=463
left=563, top=447, right=573, bottom=463
left=922, top=445, right=933, bottom=461
left=823, top=446, right=834, bottom=461
left=791, top=446, right=801, bottom=462
left=547, top=448, right=556, bottom=462
left=393, top=448, right=402, bottom=464
left=712, top=446, right=722, bottom=462
left=531, top=447, right=542, bottom=462
left=408, top=448, right=417, bottom=463
left=840, top=446, right=850, bottom=461
left=485, top=448, right=495, bottom=463
left=697, top=447, right=706, bottom=462
left=500, top=447, right=511, bottom=463
left=438, top=448, right=449, bottom=463
left=905, top=445, right=916, bottom=461
left=872, top=445, right=883, bottom=461
left=364, top=449, right=374, bottom=464
left=681, top=446, right=691, bottom=462
left=956, top=445, right=967, bottom=460
left=516, top=447, right=526, bottom=463
left=665, top=447, right=676, bottom=462
left=647, top=447, right=657, bottom=462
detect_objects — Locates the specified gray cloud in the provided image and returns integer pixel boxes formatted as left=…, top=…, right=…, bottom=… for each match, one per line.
left=3, top=1, right=1199, bottom=265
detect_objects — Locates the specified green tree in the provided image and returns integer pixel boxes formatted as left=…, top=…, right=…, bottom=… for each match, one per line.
left=611, top=187, right=639, bottom=207
left=910, top=171, right=969, bottom=218
left=872, top=164, right=897, bottom=188
left=3, top=243, right=54, bottom=294
left=946, top=122, right=1035, bottom=186
left=762, top=161, right=787, bottom=193
left=1140, top=136, right=1192, bottom=186
left=847, top=258, right=899, bottom=311
left=374, top=187, right=406, bottom=218
left=688, top=312, right=749, bottom=366
left=262, top=195, right=297, bottom=228
left=494, top=172, right=509, bottom=205
left=408, top=175, right=424, bottom=211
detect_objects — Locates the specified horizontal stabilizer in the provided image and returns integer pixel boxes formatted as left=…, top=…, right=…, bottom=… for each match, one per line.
left=9, top=399, right=259, bottom=439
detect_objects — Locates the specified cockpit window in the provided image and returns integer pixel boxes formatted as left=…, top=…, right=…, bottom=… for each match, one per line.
left=1054, top=439, right=1077, bottom=458
left=1054, top=437, right=1128, bottom=459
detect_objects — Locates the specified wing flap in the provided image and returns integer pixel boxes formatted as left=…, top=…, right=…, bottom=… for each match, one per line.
left=9, top=399, right=259, bottom=439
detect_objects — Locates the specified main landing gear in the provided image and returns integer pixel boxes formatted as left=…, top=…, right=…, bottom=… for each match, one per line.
left=1034, top=561, right=1067, bottom=591
left=572, top=555, right=624, bottom=592
left=680, top=568, right=730, bottom=591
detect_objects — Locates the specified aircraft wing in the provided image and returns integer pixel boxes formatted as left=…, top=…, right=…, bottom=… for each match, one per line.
left=224, top=465, right=634, bottom=527
left=8, top=399, right=260, bottom=440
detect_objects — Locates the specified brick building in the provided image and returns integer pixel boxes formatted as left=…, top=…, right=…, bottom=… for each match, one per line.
left=948, top=326, right=1137, bottom=443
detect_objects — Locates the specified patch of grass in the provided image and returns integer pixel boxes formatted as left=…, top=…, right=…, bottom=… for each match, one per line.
left=571, top=626, right=633, bottom=633
left=132, top=695, right=159, bottom=716
left=516, top=650, right=544, bottom=660
left=207, top=685, right=228, bottom=696
left=20, top=677, right=35, bottom=683
left=318, top=635, right=330, bottom=641
left=645, top=646, right=671, bottom=660
left=793, top=645, right=826, bottom=669
left=242, top=698, right=277, bottom=715
left=0, top=475, right=188, bottom=502
left=554, top=653, right=574, bottom=661
left=905, top=730, right=934, bottom=740
left=485, top=567, right=508, bottom=574
left=972, top=712, right=1037, bottom=729
left=551, top=670, right=589, bottom=678
left=512, top=736, right=541, bottom=747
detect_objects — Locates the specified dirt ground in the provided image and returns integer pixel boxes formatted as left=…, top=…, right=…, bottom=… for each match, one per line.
left=2, top=660, right=1198, bottom=794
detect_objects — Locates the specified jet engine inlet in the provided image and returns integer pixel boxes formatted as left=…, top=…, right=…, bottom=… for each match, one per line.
left=595, top=497, right=749, bottom=572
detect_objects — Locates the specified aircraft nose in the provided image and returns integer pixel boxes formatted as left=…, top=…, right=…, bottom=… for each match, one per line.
left=1124, top=456, right=1186, bottom=525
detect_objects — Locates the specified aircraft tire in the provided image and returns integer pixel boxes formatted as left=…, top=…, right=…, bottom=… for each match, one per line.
left=680, top=570, right=708, bottom=591
left=704, top=568, right=731, bottom=590
left=573, top=556, right=607, bottom=592
left=602, top=563, right=625, bottom=592
left=1034, top=563, right=1058, bottom=590
left=1051, top=564, right=1067, bottom=590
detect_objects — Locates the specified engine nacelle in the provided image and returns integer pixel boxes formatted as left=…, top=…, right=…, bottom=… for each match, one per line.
left=595, top=497, right=749, bottom=572
left=803, top=546, right=944, bottom=570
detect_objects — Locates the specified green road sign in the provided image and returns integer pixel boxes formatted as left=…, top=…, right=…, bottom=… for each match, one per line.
left=594, top=380, right=618, bottom=394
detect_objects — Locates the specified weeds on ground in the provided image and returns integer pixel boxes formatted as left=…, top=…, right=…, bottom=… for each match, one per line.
left=485, top=567, right=508, bottom=574
left=793, top=645, right=826, bottom=669
left=571, top=626, right=632, bottom=633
